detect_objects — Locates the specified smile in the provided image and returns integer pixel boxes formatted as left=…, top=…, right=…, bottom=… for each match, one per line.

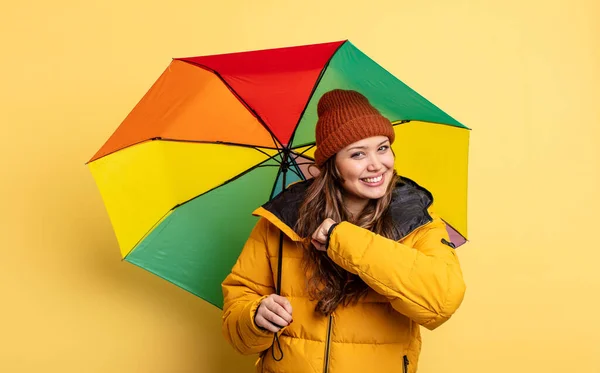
left=361, top=175, right=383, bottom=184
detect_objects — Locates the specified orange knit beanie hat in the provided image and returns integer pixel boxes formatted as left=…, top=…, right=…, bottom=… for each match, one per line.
left=314, top=89, right=395, bottom=167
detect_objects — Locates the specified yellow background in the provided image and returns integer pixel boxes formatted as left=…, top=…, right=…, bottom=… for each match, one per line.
left=1, top=0, right=599, bottom=372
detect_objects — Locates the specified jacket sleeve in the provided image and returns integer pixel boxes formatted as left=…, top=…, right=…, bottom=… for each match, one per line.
left=326, top=211, right=466, bottom=330
left=221, top=217, right=276, bottom=354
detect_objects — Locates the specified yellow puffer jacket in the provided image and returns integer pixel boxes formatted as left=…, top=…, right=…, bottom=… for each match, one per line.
left=222, top=178, right=466, bottom=373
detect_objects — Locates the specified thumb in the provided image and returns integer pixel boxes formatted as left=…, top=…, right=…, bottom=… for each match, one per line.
left=320, top=222, right=331, bottom=236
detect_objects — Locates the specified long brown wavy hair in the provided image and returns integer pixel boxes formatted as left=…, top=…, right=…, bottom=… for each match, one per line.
left=294, top=156, right=399, bottom=315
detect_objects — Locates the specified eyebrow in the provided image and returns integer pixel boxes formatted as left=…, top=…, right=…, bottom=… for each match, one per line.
left=347, top=140, right=390, bottom=152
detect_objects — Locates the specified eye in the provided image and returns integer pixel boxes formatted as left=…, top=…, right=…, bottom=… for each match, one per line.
left=378, top=145, right=389, bottom=152
left=351, top=151, right=365, bottom=159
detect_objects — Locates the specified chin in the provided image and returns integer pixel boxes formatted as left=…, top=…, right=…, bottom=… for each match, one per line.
left=357, top=187, right=388, bottom=200
left=369, top=191, right=388, bottom=200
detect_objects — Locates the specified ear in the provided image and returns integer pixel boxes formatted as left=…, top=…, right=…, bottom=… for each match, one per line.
left=307, top=164, right=321, bottom=179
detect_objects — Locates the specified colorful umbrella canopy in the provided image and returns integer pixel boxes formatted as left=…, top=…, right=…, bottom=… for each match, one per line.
left=87, top=40, right=470, bottom=308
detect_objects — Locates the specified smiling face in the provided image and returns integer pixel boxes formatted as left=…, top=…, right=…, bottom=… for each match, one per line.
left=334, top=136, right=395, bottom=215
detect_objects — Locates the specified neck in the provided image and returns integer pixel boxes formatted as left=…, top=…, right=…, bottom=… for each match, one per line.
left=343, top=194, right=369, bottom=219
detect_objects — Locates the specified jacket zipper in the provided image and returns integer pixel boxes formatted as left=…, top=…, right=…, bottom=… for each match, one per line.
left=323, top=315, right=333, bottom=373
left=403, top=355, right=410, bottom=373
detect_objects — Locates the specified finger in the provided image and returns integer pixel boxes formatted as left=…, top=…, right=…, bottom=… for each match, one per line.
left=313, top=222, right=327, bottom=240
left=258, top=302, right=287, bottom=329
left=263, top=308, right=289, bottom=327
left=312, top=228, right=326, bottom=243
left=316, top=225, right=328, bottom=241
left=268, top=303, right=293, bottom=324
left=312, top=239, right=323, bottom=251
left=271, top=300, right=293, bottom=318
left=315, top=232, right=327, bottom=243
left=255, top=314, right=280, bottom=333
left=271, top=295, right=293, bottom=316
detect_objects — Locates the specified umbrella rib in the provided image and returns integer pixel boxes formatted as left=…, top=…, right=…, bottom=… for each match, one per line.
left=123, top=209, right=171, bottom=261
left=253, top=147, right=277, bottom=159
left=268, top=132, right=282, bottom=150
left=86, top=138, right=281, bottom=164
left=287, top=164, right=303, bottom=179
left=292, top=145, right=316, bottom=158
left=289, top=157, right=305, bottom=180
left=290, top=151, right=315, bottom=168
left=289, top=141, right=317, bottom=151
left=283, top=151, right=303, bottom=179
left=268, top=170, right=279, bottom=200
left=164, top=138, right=284, bottom=162
left=254, top=164, right=281, bottom=168
left=158, top=138, right=280, bottom=150
left=286, top=41, right=347, bottom=147
left=268, top=150, right=304, bottom=199
left=391, top=119, right=472, bottom=131
left=177, top=59, right=285, bottom=146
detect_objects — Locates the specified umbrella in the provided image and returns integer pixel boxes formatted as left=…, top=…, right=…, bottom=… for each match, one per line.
left=86, top=40, right=470, bottom=308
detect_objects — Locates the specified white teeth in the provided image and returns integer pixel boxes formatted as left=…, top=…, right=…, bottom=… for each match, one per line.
left=362, top=175, right=383, bottom=183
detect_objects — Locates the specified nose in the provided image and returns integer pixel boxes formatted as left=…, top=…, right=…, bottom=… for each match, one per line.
left=366, top=153, right=383, bottom=172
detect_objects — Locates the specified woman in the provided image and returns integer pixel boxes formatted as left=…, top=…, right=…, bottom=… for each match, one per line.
left=221, top=89, right=466, bottom=373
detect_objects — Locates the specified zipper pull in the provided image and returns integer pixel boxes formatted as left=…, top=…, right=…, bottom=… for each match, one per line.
left=403, top=355, right=410, bottom=373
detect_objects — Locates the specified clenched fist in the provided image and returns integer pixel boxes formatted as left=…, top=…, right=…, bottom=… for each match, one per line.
left=311, top=218, right=337, bottom=252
